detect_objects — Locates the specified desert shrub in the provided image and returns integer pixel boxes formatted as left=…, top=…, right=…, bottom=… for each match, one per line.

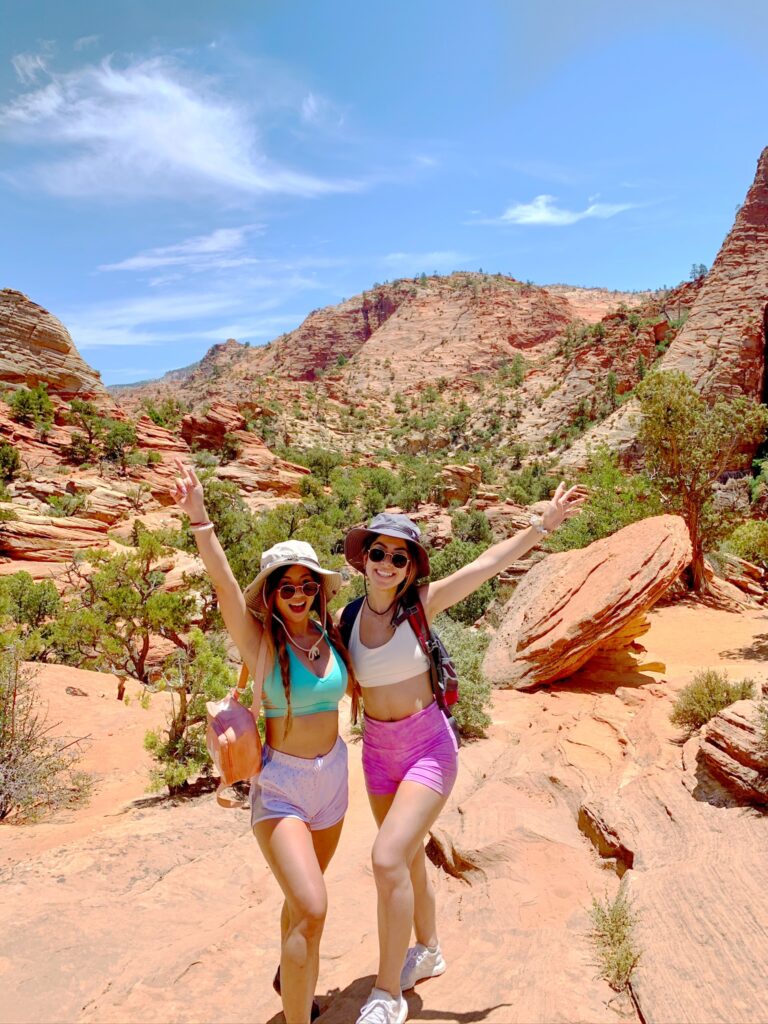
left=669, top=669, right=755, bottom=732
left=505, top=461, right=559, bottom=505
left=547, top=447, right=663, bottom=552
left=9, top=384, right=54, bottom=434
left=0, top=645, right=91, bottom=822
left=46, top=492, right=88, bottom=518
left=721, top=520, right=768, bottom=568
left=144, top=630, right=236, bottom=794
left=142, top=396, right=186, bottom=431
left=434, top=614, right=492, bottom=739
left=758, top=700, right=768, bottom=753
left=102, top=420, right=138, bottom=475
left=451, top=509, right=492, bottom=545
left=430, top=540, right=496, bottom=625
left=0, top=572, right=59, bottom=633
left=65, top=431, right=99, bottom=464
left=588, top=882, right=641, bottom=992
left=301, top=447, right=344, bottom=484
left=0, top=442, right=20, bottom=481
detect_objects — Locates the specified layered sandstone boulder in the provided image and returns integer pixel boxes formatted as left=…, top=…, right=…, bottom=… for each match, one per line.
left=0, top=290, right=109, bottom=400
left=697, top=699, right=768, bottom=805
left=483, top=515, right=691, bottom=690
left=0, top=505, right=110, bottom=561
left=562, top=146, right=768, bottom=467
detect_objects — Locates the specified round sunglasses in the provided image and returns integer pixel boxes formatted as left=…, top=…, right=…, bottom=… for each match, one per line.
left=368, top=546, right=410, bottom=569
left=277, top=581, right=321, bottom=600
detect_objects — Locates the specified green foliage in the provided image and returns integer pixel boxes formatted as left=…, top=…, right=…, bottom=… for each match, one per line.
left=434, top=614, right=492, bottom=739
left=669, top=669, right=755, bottom=732
left=144, top=629, right=235, bottom=794
left=141, top=396, right=186, bottom=431
left=430, top=540, right=496, bottom=625
left=547, top=448, right=663, bottom=552
left=68, top=399, right=108, bottom=446
left=588, top=882, right=641, bottom=992
left=0, top=645, right=91, bottom=822
left=0, top=442, right=20, bottom=481
left=300, top=447, right=344, bottom=484
left=9, top=384, right=54, bottom=436
left=721, top=520, right=768, bottom=568
left=451, top=508, right=492, bottom=544
left=102, top=420, right=138, bottom=475
left=219, top=431, right=242, bottom=464
left=637, top=370, right=768, bottom=590
left=46, top=491, right=88, bottom=518
left=690, top=262, right=708, bottom=281
left=51, top=533, right=197, bottom=683
left=505, top=461, right=559, bottom=505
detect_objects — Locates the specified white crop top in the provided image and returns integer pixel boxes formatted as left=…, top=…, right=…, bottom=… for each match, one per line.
left=348, top=605, right=430, bottom=687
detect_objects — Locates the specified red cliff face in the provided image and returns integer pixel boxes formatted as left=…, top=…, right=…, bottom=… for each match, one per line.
left=0, top=289, right=110, bottom=401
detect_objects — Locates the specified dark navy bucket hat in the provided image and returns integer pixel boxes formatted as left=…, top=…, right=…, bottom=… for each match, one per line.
left=344, top=513, right=430, bottom=578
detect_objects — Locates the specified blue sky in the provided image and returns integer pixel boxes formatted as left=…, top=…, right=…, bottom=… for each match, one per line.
left=2, top=0, right=767, bottom=385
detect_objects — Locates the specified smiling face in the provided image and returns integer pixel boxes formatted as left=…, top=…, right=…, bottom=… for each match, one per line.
left=364, top=534, right=413, bottom=595
left=272, top=564, right=321, bottom=627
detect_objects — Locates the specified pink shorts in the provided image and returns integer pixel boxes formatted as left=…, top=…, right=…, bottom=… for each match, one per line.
left=362, top=701, right=458, bottom=797
left=250, top=736, right=348, bottom=832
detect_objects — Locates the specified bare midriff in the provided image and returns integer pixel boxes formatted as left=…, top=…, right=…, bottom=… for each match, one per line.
left=264, top=709, right=340, bottom=759
left=362, top=671, right=435, bottom=722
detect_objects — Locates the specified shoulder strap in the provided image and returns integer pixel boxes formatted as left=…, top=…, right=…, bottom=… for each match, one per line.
left=235, top=628, right=272, bottom=699
left=339, top=596, right=364, bottom=647
left=399, top=595, right=448, bottom=712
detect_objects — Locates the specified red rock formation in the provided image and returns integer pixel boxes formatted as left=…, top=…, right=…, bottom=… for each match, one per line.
left=697, top=699, right=768, bottom=804
left=0, top=505, right=110, bottom=561
left=483, top=515, right=692, bottom=690
left=0, top=289, right=109, bottom=400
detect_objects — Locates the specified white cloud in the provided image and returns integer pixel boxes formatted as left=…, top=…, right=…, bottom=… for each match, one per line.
left=383, top=250, right=465, bottom=268
left=11, top=52, right=50, bottom=85
left=73, top=35, right=100, bottom=51
left=99, top=226, right=261, bottom=272
left=0, top=56, right=360, bottom=199
left=487, top=194, right=635, bottom=227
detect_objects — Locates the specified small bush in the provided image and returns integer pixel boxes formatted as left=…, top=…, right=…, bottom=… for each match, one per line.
left=588, top=882, right=641, bottom=992
left=669, top=669, right=755, bottom=732
left=722, top=520, right=768, bottom=568
left=0, top=442, right=20, bottom=481
left=0, top=645, right=91, bottom=822
left=434, top=614, right=492, bottom=739
left=46, top=492, right=88, bottom=518
left=9, top=385, right=54, bottom=433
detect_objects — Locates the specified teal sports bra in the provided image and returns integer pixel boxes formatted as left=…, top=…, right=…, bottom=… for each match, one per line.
left=262, top=641, right=348, bottom=719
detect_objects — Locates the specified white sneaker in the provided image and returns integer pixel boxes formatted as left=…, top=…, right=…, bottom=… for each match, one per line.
left=356, top=986, right=408, bottom=1024
left=400, top=943, right=446, bottom=990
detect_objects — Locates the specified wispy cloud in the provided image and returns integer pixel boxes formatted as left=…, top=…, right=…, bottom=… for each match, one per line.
left=0, top=56, right=361, bottom=200
left=99, top=226, right=262, bottom=273
left=73, top=35, right=100, bottom=51
left=478, top=194, right=636, bottom=227
left=383, top=249, right=466, bottom=268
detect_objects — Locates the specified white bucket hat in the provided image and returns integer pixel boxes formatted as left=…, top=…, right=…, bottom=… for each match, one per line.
left=243, top=540, right=342, bottom=615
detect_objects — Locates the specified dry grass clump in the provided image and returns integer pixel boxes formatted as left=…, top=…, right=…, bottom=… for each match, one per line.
left=669, top=669, right=755, bottom=733
left=588, top=882, right=641, bottom=992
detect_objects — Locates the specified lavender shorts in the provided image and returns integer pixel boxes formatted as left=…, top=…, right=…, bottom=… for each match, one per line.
left=250, top=736, right=348, bottom=832
left=362, top=701, right=459, bottom=798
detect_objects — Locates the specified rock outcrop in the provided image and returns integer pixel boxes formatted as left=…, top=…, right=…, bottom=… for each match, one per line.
left=697, top=698, right=768, bottom=804
left=0, top=505, right=110, bottom=561
left=483, top=515, right=692, bottom=690
left=563, top=146, right=768, bottom=467
left=0, top=289, right=109, bottom=400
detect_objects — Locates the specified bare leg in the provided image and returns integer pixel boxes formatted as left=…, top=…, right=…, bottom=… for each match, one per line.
left=278, top=822, right=342, bottom=969
left=409, top=844, right=438, bottom=948
left=254, top=816, right=344, bottom=1024
left=367, top=783, right=448, bottom=998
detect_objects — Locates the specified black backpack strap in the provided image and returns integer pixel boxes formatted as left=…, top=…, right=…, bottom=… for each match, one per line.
left=339, top=596, right=364, bottom=648
left=399, top=595, right=448, bottom=713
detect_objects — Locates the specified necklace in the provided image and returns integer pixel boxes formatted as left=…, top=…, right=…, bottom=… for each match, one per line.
left=276, top=619, right=327, bottom=661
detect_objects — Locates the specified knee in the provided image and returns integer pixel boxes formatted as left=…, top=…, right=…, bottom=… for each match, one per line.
left=288, top=894, right=327, bottom=944
left=371, top=841, right=408, bottom=892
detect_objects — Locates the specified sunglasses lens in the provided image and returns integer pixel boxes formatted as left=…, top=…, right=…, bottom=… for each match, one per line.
left=392, top=553, right=409, bottom=568
left=278, top=585, right=296, bottom=599
left=368, top=547, right=386, bottom=563
left=303, top=582, right=320, bottom=596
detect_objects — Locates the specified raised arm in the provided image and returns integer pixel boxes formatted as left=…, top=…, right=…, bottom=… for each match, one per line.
left=424, top=482, right=587, bottom=620
left=171, top=459, right=265, bottom=671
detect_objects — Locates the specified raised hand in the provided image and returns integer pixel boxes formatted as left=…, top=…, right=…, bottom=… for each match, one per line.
left=541, top=481, right=588, bottom=532
left=171, top=458, right=208, bottom=522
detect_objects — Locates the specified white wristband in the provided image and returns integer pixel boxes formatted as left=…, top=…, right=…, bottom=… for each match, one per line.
left=189, top=521, right=214, bottom=533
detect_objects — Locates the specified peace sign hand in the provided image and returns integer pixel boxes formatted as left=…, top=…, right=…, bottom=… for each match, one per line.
left=541, top=481, right=588, bottom=533
left=171, top=458, right=208, bottom=522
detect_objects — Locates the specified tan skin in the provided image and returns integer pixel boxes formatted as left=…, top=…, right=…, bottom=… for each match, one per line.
left=171, top=459, right=349, bottom=1024
left=355, top=482, right=587, bottom=1000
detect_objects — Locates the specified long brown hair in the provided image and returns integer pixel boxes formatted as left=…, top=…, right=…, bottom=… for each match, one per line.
left=263, top=568, right=359, bottom=734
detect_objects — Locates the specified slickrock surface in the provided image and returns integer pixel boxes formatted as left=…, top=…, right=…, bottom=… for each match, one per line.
left=697, top=698, right=768, bottom=804
left=0, top=505, right=110, bottom=560
left=0, top=289, right=109, bottom=400
left=483, top=515, right=692, bottom=690
left=2, top=605, right=767, bottom=1024
left=563, top=146, right=768, bottom=467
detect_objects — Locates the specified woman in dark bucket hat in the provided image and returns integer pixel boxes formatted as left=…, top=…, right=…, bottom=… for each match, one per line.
left=344, top=490, right=586, bottom=1024
left=172, top=461, right=358, bottom=1024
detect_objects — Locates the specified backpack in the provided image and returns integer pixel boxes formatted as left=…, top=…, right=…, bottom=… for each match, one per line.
left=340, top=594, right=461, bottom=743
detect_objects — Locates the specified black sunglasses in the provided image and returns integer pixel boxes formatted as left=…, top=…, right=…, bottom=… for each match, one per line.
left=368, top=546, right=410, bottom=569
left=277, top=581, right=321, bottom=600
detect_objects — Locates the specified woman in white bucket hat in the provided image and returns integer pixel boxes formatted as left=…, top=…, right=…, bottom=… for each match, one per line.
left=172, top=460, right=358, bottom=1024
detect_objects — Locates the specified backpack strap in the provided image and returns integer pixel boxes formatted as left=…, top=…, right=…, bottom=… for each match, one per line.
left=234, top=627, right=272, bottom=704
left=397, top=595, right=449, bottom=713
left=339, top=596, right=365, bottom=648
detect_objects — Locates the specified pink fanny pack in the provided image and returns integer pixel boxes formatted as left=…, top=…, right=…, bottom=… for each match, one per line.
left=206, top=641, right=270, bottom=807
